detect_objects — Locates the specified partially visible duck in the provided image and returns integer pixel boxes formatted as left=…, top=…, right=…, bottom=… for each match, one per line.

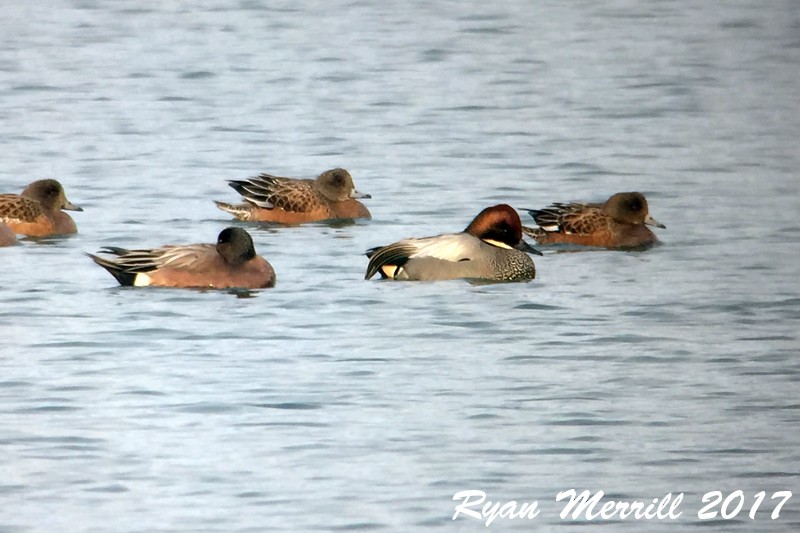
left=87, top=227, right=276, bottom=289
left=215, top=167, right=371, bottom=224
left=0, top=179, right=82, bottom=236
left=0, top=223, right=16, bottom=246
left=522, top=192, right=665, bottom=249
left=365, top=204, right=541, bottom=282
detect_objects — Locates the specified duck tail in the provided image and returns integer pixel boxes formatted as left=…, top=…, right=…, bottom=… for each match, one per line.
left=86, top=251, right=137, bottom=286
left=214, top=200, right=252, bottom=221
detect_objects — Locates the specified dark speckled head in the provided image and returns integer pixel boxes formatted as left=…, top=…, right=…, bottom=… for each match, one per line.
left=465, top=204, right=542, bottom=255
left=21, top=179, right=82, bottom=212
left=216, top=227, right=256, bottom=265
left=315, top=168, right=371, bottom=202
left=603, top=192, right=665, bottom=228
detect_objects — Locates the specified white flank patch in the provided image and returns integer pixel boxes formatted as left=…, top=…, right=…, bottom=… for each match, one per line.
left=134, top=273, right=152, bottom=287
left=381, top=265, right=400, bottom=278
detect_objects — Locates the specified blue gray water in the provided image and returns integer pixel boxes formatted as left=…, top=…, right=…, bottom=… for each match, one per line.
left=2, top=1, right=799, bottom=531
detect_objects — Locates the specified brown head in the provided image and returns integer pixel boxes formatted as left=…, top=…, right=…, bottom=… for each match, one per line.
left=21, top=179, right=82, bottom=212
left=216, top=227, right=257, bottom=266
left=603, top=192, right=665, bottom=228
left=464, top=204, right=542, bottom=255
left=314, top=168, right=371, bottom=202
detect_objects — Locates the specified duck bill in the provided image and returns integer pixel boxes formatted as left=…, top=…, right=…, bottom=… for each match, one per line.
left=644, top=214, right=665, bottom=229
left=63, top=199, right=83, bottom=212
left=350, top=189, right=371, bottom=199
left=516, top=239, right=543, bottom=256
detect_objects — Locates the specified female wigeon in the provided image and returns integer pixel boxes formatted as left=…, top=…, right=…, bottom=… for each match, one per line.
left=0, top=223, right=16, bottom=246
left=87, top=227, right=275, bottom=289
left=365, top=204, right=541, bottom=282
left=215, top=168, right=371, bottom=224
left=522, top=192, right=665, bottom=249
left=0, top=179, right=82, bottom=236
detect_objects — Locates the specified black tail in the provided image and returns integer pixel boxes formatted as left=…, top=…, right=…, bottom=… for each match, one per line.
left=86, top=251, right=137, bottom=286
left=364, top=244, right=413, bottom=280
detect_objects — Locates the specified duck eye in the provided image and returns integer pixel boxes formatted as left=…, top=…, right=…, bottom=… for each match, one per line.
left=492, top=222, right=513, bottom=240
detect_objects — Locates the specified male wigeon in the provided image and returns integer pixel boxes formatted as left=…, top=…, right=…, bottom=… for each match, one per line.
left=0, top=223, right=16, bottom=246
left=87, top=227, right=276, bottom=289
left=0, top=179, right=82, bottom=236
left=214, top=167, right=371, bottom=224
left=365, top=204, right=541, bottom=282
left=522, top=192, right=665, bottom=249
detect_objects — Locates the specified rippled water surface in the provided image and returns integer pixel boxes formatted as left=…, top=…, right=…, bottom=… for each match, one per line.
left=2, top=1, right=799, bottom=531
